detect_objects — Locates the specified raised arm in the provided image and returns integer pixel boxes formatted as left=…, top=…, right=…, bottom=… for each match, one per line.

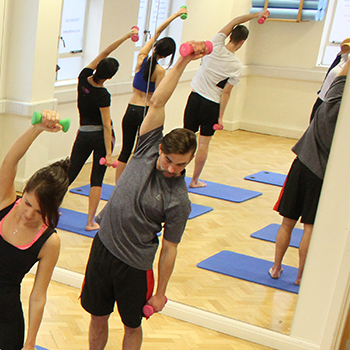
left=339, top=55, right=350, bottom=77
left=138, top=7, right=187, bottom=58
left=86, top=29, right=137, bottom=70
left=0, top=111, right=62, bottom=210
left=219, top=10, right=270, bottom=37
left=139, top=41, right=209, bottom=136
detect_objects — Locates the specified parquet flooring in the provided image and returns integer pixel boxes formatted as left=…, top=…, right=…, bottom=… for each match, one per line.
left=22, top=274, right=273, bottom=349
left=55, top=130, right=300, bottom=340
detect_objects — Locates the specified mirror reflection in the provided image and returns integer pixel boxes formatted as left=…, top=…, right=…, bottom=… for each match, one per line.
left=25, top=0, right=347, bottom=343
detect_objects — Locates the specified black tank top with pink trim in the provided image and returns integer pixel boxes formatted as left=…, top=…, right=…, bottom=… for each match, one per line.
left=0, top=198, right=56, bottom=288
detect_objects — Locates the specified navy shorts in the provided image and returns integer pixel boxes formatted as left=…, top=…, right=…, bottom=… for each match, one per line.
left=274, top=158, right=323, bottom=224
left=80, top=233, right=154, bottom=328
left=183, top=92, right=220, bottom=137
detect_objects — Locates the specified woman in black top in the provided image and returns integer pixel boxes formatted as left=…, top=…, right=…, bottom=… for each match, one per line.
left=68, top=28, right=137, bottom=231
left=0, top=110, right=69, bottom=350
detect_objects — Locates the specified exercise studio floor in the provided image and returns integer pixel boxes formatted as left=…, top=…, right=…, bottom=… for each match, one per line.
left=23, top=129, right=300, bottom=349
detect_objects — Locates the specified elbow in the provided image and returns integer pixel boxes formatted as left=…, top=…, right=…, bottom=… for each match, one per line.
left=149, top=94, right=164, bottom=109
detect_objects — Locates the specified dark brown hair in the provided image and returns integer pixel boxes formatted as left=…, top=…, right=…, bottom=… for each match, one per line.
left=93, top=57, right=120, bottom=83
left=230, top=25, right=249, bottom=44
left=143, top=37, right=176, bottom=81
left=23, top=158, right=70, bottom=228
left=161, top=128, right=197, bottom=156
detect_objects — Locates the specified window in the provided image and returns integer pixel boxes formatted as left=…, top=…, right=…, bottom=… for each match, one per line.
left=318, top=0, right=350, bottom=66
left=56, top=0, right=88, bottom=81
left=133, top=0, right=186, bottom=72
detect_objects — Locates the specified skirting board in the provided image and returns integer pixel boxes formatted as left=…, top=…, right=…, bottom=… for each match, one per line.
left=239, top=121, right=303, bottom=140
left=29, top=264, right=319, bottom=350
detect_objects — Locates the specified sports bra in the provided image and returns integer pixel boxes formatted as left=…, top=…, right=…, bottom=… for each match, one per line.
left=133, top=57, right=156, bottom=93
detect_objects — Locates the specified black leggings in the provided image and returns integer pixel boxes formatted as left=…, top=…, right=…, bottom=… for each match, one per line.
left=0, top=291, right=25, bottom=350
left=118, top=104, right=149, bottom=163
left=68, top=129, right=115, bottom=187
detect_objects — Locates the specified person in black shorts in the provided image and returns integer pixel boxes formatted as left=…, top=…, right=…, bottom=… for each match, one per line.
left=68, top=28, right=137, bottom=231
left=269, top=57, right=349, bottom=285
left=80, top=41, right=210, bottom=350
left=183, top=10, right=269, bottom=188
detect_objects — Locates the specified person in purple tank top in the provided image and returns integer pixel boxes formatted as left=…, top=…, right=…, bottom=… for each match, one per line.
left=115, top=7, right=187, bottom=183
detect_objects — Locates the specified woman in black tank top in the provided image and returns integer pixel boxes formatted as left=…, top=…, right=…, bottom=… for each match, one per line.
left=0, top=111, right=69, bottom=350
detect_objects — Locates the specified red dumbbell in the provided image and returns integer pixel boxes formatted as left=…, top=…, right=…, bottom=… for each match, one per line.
left=258, top=10, right=270, bottom=24
left=143, top=297, right=168, bottom=319
left=213, top=124, right=223, bottom=131
left=179, top=41, right=213, bottom=57
left=99, top=158, right=118, bottom=168
left=131, top=26, right=139, bottom=42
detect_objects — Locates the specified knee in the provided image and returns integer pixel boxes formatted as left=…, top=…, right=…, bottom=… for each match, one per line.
left=124, top=325, right=142, bottom=337
left=90, top=314, right=110, bottom=328
left=281, top=217, right=297, bottom=230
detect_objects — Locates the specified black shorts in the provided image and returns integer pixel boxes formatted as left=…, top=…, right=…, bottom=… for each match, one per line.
left=274, top=158, right=323, bottom=224
left=183, top=92, right=220, bottom=137
left=80, top=233, right=154, bottom=328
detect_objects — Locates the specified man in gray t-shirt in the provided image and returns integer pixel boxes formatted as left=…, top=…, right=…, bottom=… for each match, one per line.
left=269, top=57, right=349, bottom=286
left=81, top=42, right=211, bottom=350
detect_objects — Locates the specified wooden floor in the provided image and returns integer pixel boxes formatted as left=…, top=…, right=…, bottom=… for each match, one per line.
left=25, top=129, right=302, bottom=349
left=22, top=274, right=273, bottom=350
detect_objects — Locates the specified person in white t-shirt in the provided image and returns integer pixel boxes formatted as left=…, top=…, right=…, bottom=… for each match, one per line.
left=183, top=10, right=269, bottom=188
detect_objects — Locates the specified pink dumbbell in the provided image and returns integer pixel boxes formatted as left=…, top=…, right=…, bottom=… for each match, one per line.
left=99, top=157, right=118, bottom=168
left=143, top=297, right=168, bottom=319
left=131, top=26, right=139, bottom=42
left=258, top=10, right=270, bottom=24
left=213, top=124, right=223, bottom=131
left=179, top=41, right=213, bottom=57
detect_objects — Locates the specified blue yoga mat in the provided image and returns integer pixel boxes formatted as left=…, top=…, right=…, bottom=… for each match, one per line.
left=244, top=171, right=286, bottom=187
left=197, top=251, right=299, bottom=294
left=70, top=183, right=113, bottom=201
left=35, top=346, right=49, bottom=350
left=185, top=177, right=262, bottom=203
left=57, top=203, right=212, bottom=237
left=70, top=184, right=213, bottom=220
left=251, top=224, right=303, bottom=248
left=57, top=208, right=97, bottom=238
left=189, top=203, right=213, bottom=219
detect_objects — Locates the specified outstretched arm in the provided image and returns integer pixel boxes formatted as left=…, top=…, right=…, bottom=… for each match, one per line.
left=22, top=234, right=60, bottom=350
left=139, top=41, right=209, bottom=136
left=146, top=239, right=178, bottom=312
left=138, top=7, right=187, bottom=58
left=219, top=10, right=270, bottom=37
left=0, top=111, right=62, bottom=210
left=100, top=107, right=113, bottom=166
left=86, top=29, right=137, bottom=70
left=218, top=82, right=234, bottom=127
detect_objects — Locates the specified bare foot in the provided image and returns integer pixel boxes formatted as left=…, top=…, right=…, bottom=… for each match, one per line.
left=294, top=278, right=301, bottom=286
left=85, top=222, right=100, bottom=231
left=189, top=180, right=207, bottom=188
left=269, top=267, right=283, bottom=279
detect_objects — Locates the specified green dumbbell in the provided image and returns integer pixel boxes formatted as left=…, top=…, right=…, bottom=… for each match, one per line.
left=31, top=111, right=71, bottom=133
left=180, top=6, right=187, bottom=20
